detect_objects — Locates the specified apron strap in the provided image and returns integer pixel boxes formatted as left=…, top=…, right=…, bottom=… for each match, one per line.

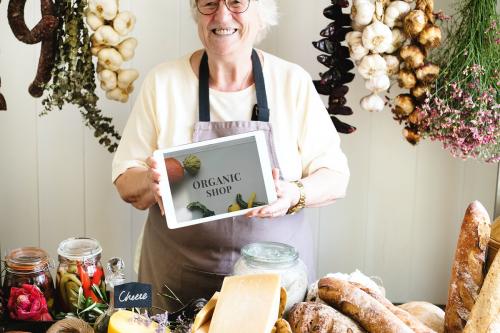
left=198, top=49, right=269, bottom=122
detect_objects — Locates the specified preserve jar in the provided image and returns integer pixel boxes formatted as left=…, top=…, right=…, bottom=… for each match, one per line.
left=2, top=247, right=55, bottom=321
left=56, top=237, right=105, bottom=312
left=233, top=242, right=308, bottom=312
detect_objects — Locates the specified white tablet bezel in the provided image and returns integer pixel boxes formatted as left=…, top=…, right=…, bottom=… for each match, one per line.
left=153, top=131, right=277, bottom=229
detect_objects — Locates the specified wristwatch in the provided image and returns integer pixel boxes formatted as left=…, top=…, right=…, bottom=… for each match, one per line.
left=287, top=180, right=306, bottom=215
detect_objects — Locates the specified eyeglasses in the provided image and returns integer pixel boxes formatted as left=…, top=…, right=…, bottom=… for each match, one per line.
left=196, top=0, right=251, bottom=15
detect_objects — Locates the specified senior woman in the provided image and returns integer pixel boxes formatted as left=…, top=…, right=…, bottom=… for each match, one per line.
left=112, top=0, right=350, bottom=311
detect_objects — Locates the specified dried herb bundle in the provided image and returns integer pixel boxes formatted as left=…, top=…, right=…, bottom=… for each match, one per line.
left=42, top=0, right=121, bottom=152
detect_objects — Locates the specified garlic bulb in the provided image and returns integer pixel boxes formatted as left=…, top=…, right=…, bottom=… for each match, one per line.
left=361, top=93, right=385, bottom=112
left=365, top=74, right=390, bottom=93
left=358, top=54, right=387, bottom=79
left=98, top=48, right=123, bottom=71
left=98, top=69, right=117, bottom=91
left=418, top=25, right=442, bottom=48
left=393, top=94, right=415, bottom=116
left=106, top=87, right=129, bottom=103
left=397, top=68, right=417, bottom=89
left=403, top=127, right=421, bottom=145
left=415, top=63, right=440, bottom=83
left=113, top=11, right=136, bottom=36
left=117, top=37, right=138, bottom=61
left=404, top=10, right=427, bottom=37
left=86, top=10, right=104, bottom=31
left=346, top=31, right=369, bottom=61
left=408, top=109, right=425, bottom=125
left=400, top=45, right=425, bottom=69
left=93, top=25, right=120, bottom=46
left=384, top=1, right=411, bottom=28
left=352, top=21, right=367, bottom=32
left=89, top=0, right=118, bottom=21
left=385, top=28, right=406, bottom=54
left=117, top=69, right=139, bottom=90
left=351, top=0, right=375, bottom=26
left=362, top=20, right=393, bottom=53
left=383, top=55, right=400, bottom=76
left=411, top=83, right=430, bottom=100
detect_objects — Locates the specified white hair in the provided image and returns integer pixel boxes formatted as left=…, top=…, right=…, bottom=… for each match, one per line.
left=189, top=0, right=279, bottom=44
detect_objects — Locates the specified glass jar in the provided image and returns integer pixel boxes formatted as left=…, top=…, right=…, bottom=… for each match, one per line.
left=56, top=237, right=105, bottom=313
left=233, top=242, right=308, bottom=312
left=2, top=247, right=55, bottom=321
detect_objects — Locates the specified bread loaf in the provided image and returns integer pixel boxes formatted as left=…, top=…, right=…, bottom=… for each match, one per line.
left=444, top=201, right=491, bottom=333
left=350, top=282, right=436, bottom=333
left=318, top=277, right=413, bottom=333
left=398, top=302, right=445, bottom=333
left=287, top=302, right=366, bottom=333
left=463, top=245, right=500, bottom=333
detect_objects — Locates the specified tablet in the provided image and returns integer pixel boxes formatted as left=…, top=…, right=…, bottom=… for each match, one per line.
left=153, top=131, right=277, bottom=229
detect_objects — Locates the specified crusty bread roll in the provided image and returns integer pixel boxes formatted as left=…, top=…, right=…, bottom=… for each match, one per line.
left=444, top=201, right=491, bottom=333
left=287, top=302, right=366, bottom=333
left=318, top=277, right=413, bottom=333
left=350, top=282, right=436, bottom=333
left=463, top=246, right=500, bottom=333
left=398, top=302, right=445, bottom=333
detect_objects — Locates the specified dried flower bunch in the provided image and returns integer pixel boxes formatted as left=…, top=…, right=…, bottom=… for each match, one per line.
left=415, top=0, right=499, bottom=162
left=42, top=0, right=121, bottom=153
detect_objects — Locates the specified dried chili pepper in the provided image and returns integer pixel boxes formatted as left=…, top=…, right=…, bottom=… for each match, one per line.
left=331, top=115, right=356, bottom=133
left=328, top=95, right=348, bottom=108
left=328, top=106, right=353, bottom=116
left=312, top=39, right=349, bottom=58
left=323, top=5, right=343, bottom=20
left=320, top=67, right=343, bottom=85
left=317, top=55, right=354, bottom=72
left=0, top=78, right=6, bottom=111
left=330, top=0, right=350, bottom=8
left=338, top=72, right=355, bottom=84
left=320, top=23, right=352, bottom=40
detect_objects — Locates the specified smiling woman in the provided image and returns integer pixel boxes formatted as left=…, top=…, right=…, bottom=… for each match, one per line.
left=112, top=0, right=350, bottom=311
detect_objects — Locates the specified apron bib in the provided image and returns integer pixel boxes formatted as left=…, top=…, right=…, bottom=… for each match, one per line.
left=139, top=50, right=315, bottom=311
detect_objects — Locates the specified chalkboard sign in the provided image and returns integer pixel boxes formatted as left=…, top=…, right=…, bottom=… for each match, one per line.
left=114, top=282, right=152, bottom=308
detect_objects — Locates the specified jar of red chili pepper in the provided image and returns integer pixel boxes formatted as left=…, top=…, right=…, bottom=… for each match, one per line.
left=2, top=247, right=55, bottom=321
left=56, top=237, right=105, bottom=313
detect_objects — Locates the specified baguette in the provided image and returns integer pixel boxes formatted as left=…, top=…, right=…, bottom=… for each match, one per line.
left=398, top=302, right=445, bottom=333
left=350, top=282, right=436, bottom=333
left=463, top=245, right=500, bottom=332
left=318, top=277, right=413, bottom=333
left=444, top=201, right=491, bottom=333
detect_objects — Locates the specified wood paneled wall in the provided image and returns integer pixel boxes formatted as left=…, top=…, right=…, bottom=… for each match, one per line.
left=0, top=0, right=496, bottom=304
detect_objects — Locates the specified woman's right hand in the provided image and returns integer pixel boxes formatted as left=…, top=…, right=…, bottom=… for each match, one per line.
left=146, top=156, right=165, bottom=216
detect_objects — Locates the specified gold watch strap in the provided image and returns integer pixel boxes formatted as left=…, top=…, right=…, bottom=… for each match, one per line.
left=287, top=180, right=306, bottom=215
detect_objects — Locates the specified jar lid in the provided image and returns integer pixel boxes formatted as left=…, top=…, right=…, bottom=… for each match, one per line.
left=241, top=242, right=299, bottom=267
left=5, top=247, right=50, bottom=273
left=57, top=237, right=102, bottom=261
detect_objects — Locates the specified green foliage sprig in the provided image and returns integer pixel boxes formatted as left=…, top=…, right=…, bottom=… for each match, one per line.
left=42, top=0, right=121, bottom=153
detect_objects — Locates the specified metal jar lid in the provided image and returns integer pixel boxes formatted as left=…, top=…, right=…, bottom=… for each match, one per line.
left=5, top=247, right=51, bottom=273
left=57, top=237, right=102, bottom=261
left=241, top=242, right=299, bottom=268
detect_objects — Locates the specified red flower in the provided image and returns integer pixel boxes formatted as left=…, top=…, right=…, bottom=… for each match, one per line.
left=7, top=284, right=53, bottom=321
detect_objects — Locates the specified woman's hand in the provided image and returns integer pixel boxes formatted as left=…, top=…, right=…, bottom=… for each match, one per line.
left=245, top=168, right=300, bottom=219
left=145, top=156, right=165, bottom=216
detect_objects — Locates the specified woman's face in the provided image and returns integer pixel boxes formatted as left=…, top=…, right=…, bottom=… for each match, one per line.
left=197, top=0, right=261, bottom=57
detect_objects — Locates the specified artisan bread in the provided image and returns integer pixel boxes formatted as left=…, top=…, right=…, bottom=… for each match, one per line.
left=287, top=302, right=366, bottom=333
left=318, top=277, right=413, bottom=333
left=350, top=282, right=436, bottom=333
left=398, top=302, right=445, bottom=333
left=444, top=201, right=491, bottom=333
left=463, top=247, right=500, bottom=333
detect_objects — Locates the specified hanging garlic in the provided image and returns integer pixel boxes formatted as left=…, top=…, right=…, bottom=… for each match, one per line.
left=352, top=21, right=367, bottom=32
left=97, top=48, right=123, bottom=71
left=365, top=74, right=390, bottom=93
left=397, top=68, right=417, bottom=89
left=418, top=24, right=442, bottom=48
left=106, top=87, right=129, bottom=103
left=400, top=45, right=425, bottom=69
left=393, top=94, right=415, bottom=116
left=89, top=0, right=118, bottom=21
left=403, top=127, right=421, bottom=145
left=117, top=69, right=139, bottom=90
left=404, top=10, right=427, bottom=37
left=99, top=69, right=117, bottom=91
left=384, top=28, right=405, bottom=54
left=384, top=1, right=411, bottom=28
left=93, top=25, right=121, bottom=46
left=361, top=93, right=385, bottom=112
left=358, top=54, right=387, bottom=79
left=113, top=11, right=136, bottom=36
left=351, top=0, right=375, bottom=26
left=362, top=20, right=393, bottom=53
left=383, top=55, right=400, bottom=76
left=408, top=109, right=425, bottom=125
left=85, top=9, right=104, bottom=31
left=415, top=63, right=440, bottom=83
left=117, top=37, right=138, bottom=61
left=346, top=31, right=369, bottom=61
left=411, top=83, right=430, bottom=100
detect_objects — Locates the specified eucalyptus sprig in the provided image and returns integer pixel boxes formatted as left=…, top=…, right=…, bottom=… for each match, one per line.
left=42, top=0, right=121, bottom=153
left=419, top=0, right=499, bottom=162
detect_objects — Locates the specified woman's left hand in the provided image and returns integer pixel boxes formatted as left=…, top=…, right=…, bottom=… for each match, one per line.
left=245, top=168, right=300, bottom=219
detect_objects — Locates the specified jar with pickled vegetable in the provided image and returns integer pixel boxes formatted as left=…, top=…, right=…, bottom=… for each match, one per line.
left=56, top=237, right=105, bottom=313
left=2, top=247, right=55, bottom=321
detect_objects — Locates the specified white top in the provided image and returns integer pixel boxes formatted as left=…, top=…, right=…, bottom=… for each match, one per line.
left=112, top=51, right=349, bottom=183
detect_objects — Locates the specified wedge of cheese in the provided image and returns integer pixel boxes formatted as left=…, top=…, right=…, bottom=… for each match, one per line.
left=194, top=321, right=211, bottom=333
left=192, top=292, right=219, bottom=332
left=108, top=310, right=168, bottom=333
left=209, top=274, right=281, bottom=333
